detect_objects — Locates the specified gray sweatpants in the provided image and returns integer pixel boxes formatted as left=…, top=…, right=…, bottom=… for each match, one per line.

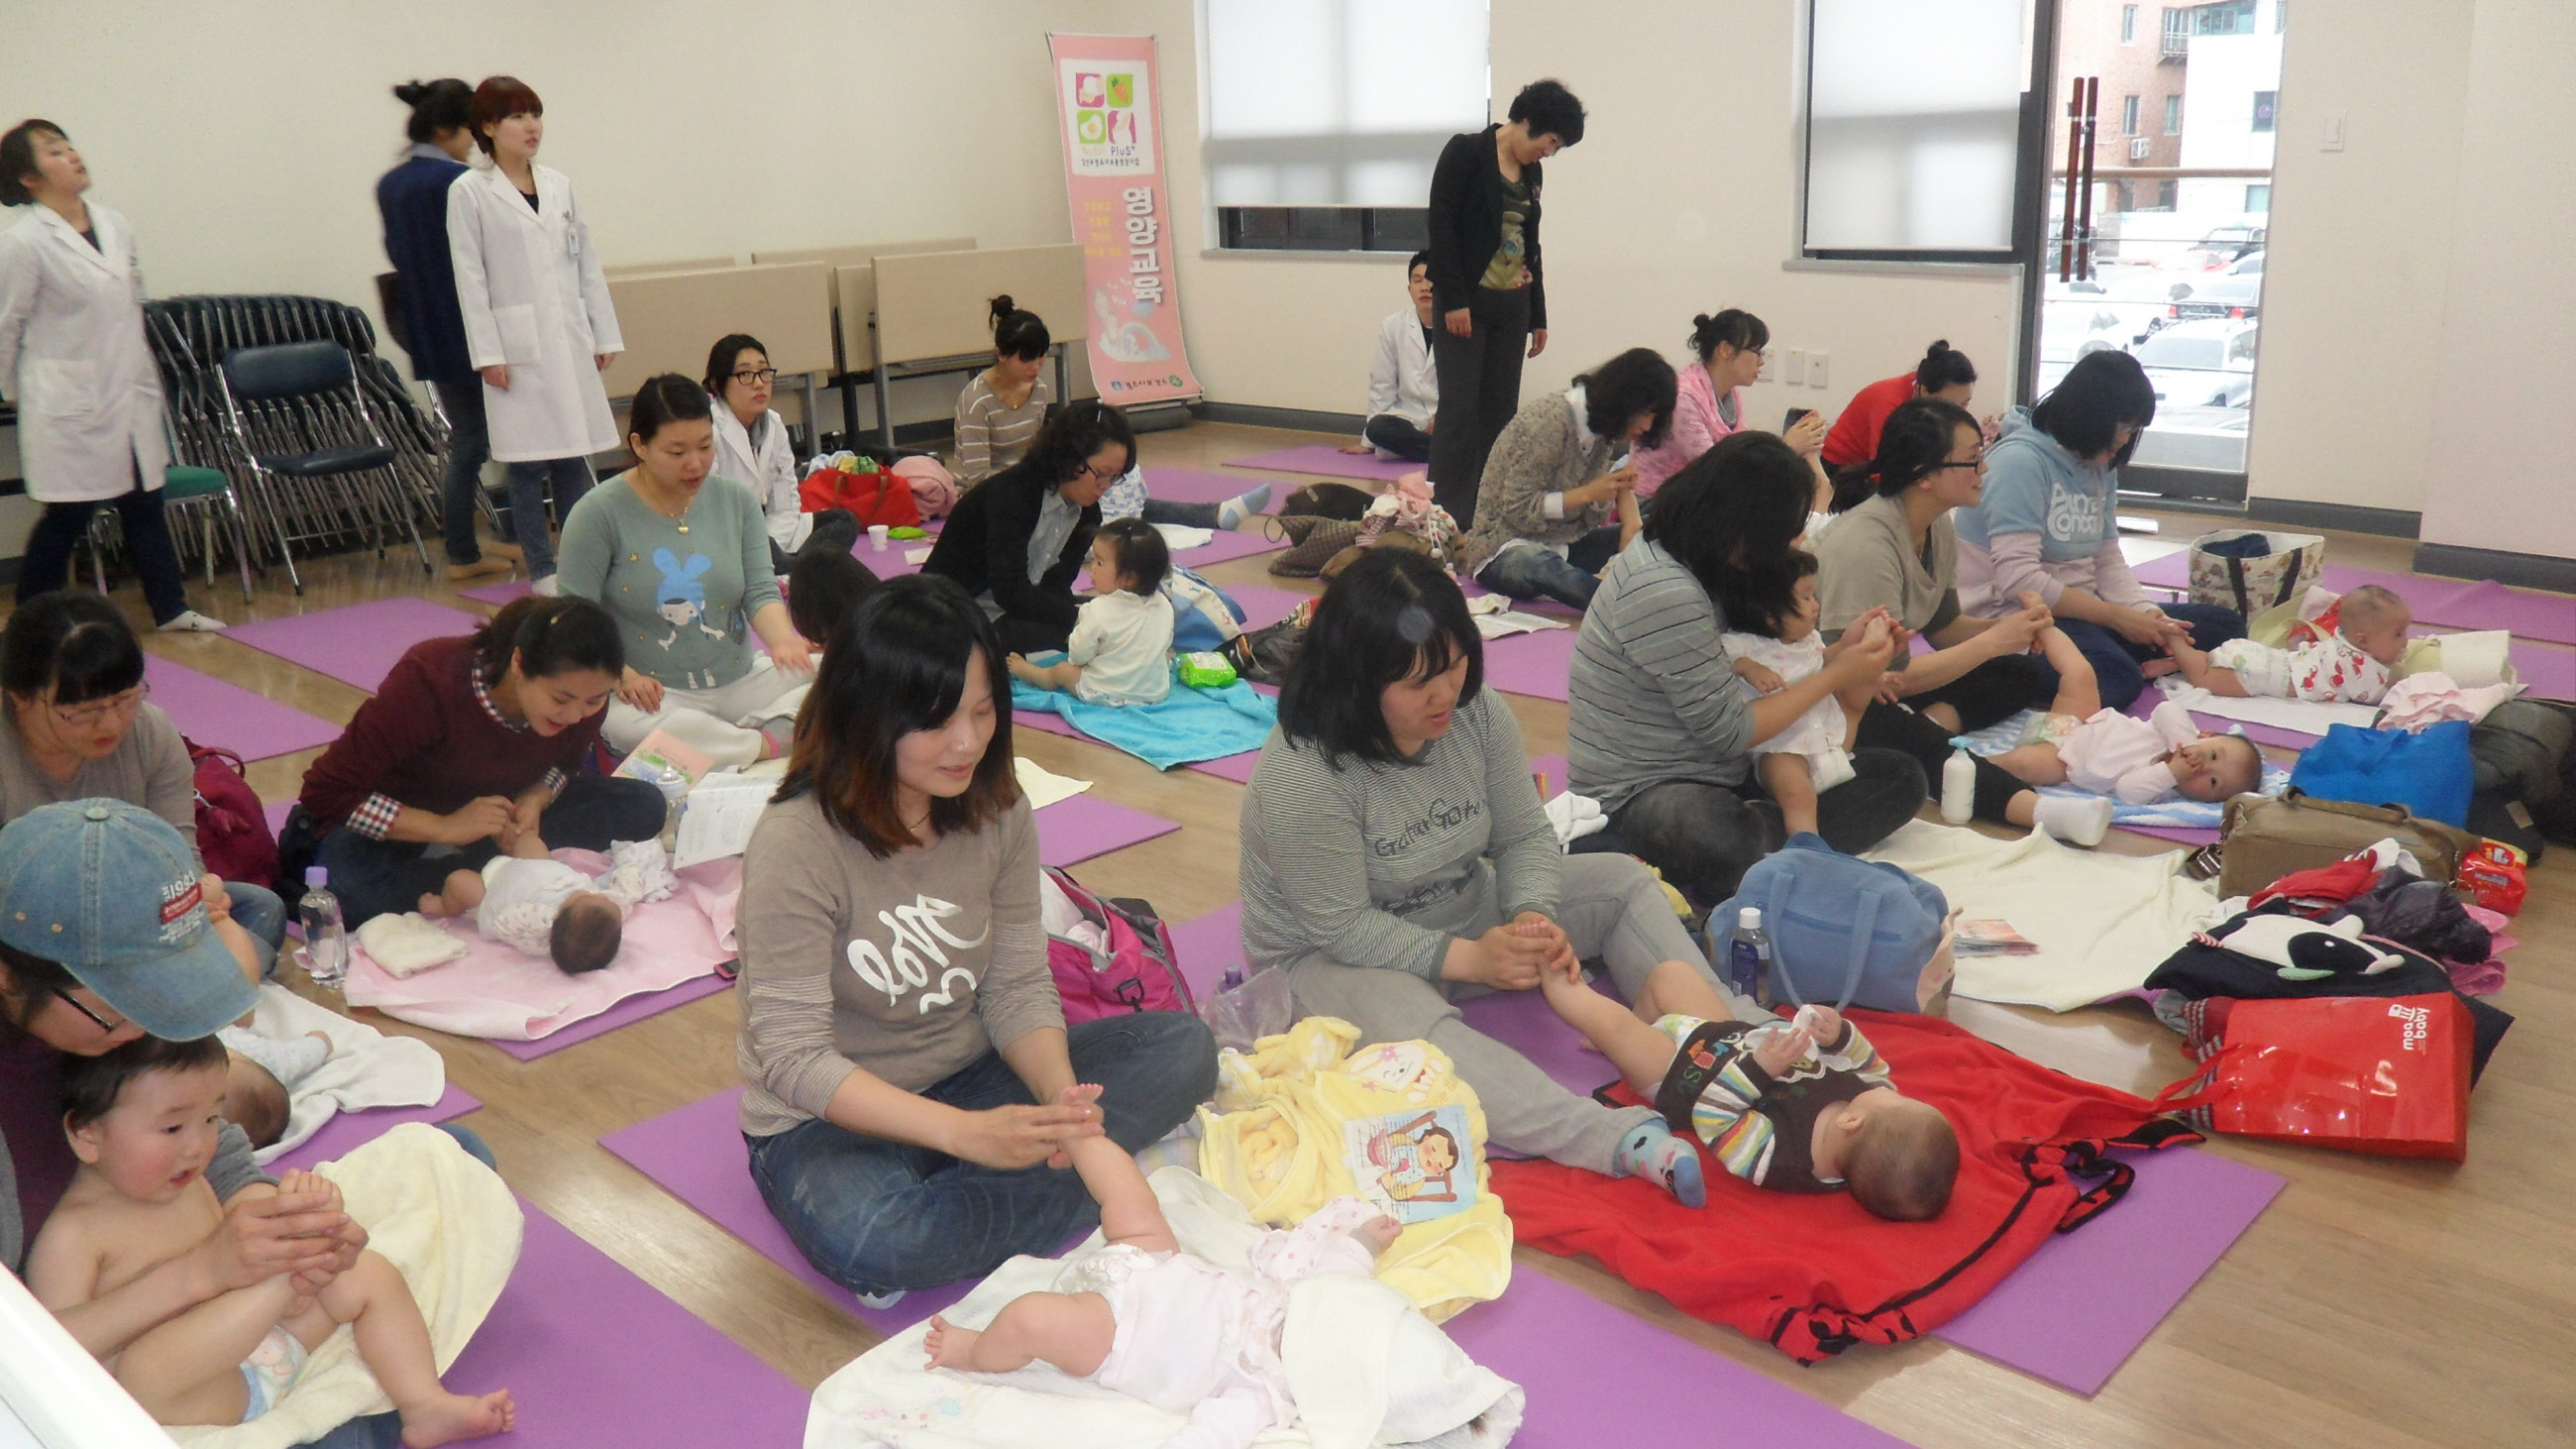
left=1285, top=853, right=1768, bottom=1175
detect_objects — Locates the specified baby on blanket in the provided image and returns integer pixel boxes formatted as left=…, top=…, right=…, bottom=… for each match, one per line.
left=1009, top=518, right=1177, bottom=707
left=925, top=1085, right=1402, bottom=1447
left=2168, top=583, right=2412, bottom=705
left=1536, top=956, right=1959, bottom=1219
left=1987, top=698, right=2265, bottom=811
left=216, top=1025, right=332, bottom=1150
left=417, top=837, right=675, bottom=974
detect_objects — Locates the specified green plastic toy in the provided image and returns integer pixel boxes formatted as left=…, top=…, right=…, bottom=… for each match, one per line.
left=1175, top=651, right=1237, bottom=689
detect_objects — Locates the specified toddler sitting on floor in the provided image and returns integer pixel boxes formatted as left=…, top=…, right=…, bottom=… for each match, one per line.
left=418, top=836, right=675, bottom=974
left=26, top=1037, right=511, bottom=1442
left=924, top=1084, right=1401, bottom=1446
left=2169, top=583, right=2412, bottom=705
left=1987, top=698, right=2266, bottom=812
left=1008, top=517, right=1177, bottom=707
left=1721, top=555, right=1889, bottom=836
left=1537, top=955, right=1957, bottom=1219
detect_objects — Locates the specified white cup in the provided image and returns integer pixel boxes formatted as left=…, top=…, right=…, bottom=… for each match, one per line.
left=868, top=523, right=890, bottom=552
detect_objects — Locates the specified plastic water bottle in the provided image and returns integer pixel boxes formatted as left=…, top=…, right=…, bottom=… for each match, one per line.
left=1725, top=907, right=1771, bottom=1005
left=1941, top=736, right=1979, bottom=825
left=297, top=866, right=348, bottom=989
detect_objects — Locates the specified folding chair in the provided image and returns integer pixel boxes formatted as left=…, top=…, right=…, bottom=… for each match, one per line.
left=215, top=340, right=433, bottom=594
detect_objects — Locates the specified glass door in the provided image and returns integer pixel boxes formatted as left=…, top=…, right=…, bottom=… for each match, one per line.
left=2033, top=0, right=2284, bottom=502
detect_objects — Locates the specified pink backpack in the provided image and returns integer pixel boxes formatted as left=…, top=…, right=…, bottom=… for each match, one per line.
left=1041, top=866, right=1194, bottom=1021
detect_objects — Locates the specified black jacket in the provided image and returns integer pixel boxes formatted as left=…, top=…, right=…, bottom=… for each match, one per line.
left=1426, top=125, right=1547, bottom=330
left=376, top=151, right=476, bottom=385
left=921, top=459, right=1099, bottom=635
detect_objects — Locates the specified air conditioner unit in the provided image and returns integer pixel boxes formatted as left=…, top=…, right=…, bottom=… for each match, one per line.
left=2130, top=137, right=2153, bottom=161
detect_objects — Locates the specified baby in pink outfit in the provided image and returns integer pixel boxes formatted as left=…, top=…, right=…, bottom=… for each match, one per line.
left=925, top=1086, right=1399, bottom=1448
left=1989, top=699, right=2265, bottom=805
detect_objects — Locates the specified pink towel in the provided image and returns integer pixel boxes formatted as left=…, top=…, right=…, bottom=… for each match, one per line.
left=345, top=851, right=739, bottom=1041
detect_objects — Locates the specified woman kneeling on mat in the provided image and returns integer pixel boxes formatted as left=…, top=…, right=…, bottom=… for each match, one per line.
left=558, top=374, right=816, bottom=769
left=736, top=574, right=1216, bottom=1305
left=0, top=594, right=283, bottom=974
left=1238, top=549, right=1763, bottom=1204
left=295, top=596, right=666, bottom=930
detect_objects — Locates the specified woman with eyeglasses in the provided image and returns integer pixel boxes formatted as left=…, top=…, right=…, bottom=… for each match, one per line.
left=1627, top=310, right=1836, bottom=521
left=0, top=593, right=283, bottom=972
left=706, top=332, right=863, bottom=574
left=1814, top=397, right=2095, bottom=831
left=922, top=400, right=1130, bottom=654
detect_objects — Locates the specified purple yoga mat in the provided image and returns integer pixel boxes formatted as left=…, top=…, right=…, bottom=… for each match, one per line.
left=1142, top=466, right=1288, bottom=511
left=439, top=1200, right=808, bottom=1446
left=1226, top=583, right=1317, bottom=630
left=1222, top=444, right=1415, bottom=484
left=598, top=1086, right=980, bottom=1334
left=271, top=1085, right=481, bottom=1172
left=1185, top=749, right=1262, bottom=783
left=1166, top=901, right=1247, bottom=999
left=1482, top=625, right=1577, bottom=701
left=486, top=971, right=733, bottom=1061
left=457, top=578, right=529, bottom=606
left=1458, top=981, right=1621, bottom=1100
left=144, top=655, right=341, bottom=761
left=1936, top=1145, right=2284, bottom=1393
left=1445, top=1271, right=1912, bottom=1448
left=1034, top=795, right=1181, bottom=867
left=2511, top=641, right=2576, bottom=700
left=2118, top=823, right=2220, bottom=847
left=1013, top=709, right=1087, bottom=741
left=226, top=598, right=483, bottom=693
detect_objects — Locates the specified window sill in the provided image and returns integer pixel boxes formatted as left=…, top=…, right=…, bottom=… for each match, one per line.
left=1782, top=257, right=2023, bottom=279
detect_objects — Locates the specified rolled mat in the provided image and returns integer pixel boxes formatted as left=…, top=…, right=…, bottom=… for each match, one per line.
left=434, top=1201, right=809, bottom=1447
left=1220, top=444, right=1416, bottom=484
left=225, top=598, right=483, bottom=694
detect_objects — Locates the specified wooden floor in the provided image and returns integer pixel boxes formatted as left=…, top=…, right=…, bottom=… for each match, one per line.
left=119, top=421, right=2576, bottom=1447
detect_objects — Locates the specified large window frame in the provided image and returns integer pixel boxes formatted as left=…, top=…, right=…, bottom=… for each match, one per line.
left=1795, top=0, right=2056, bottom=268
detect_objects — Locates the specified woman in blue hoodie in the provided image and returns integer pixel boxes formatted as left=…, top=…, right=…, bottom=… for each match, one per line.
left=1952, top=352, right=2241, bottom=710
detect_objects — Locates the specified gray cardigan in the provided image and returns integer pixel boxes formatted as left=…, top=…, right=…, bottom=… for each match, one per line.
left=1566, top=538, right=1762, bottom=811
left=1458, top=391, right=1619, bottom=575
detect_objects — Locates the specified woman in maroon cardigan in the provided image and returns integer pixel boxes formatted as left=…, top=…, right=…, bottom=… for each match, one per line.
left=296, top=596, right=668, bottom=927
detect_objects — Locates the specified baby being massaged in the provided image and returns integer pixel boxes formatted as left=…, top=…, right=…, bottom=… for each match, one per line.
left=417, top=837, right=673, bottom=974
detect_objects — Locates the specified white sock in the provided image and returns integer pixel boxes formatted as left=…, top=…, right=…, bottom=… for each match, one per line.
left=1217, top=484, right=1272, bottom=529
left=2033, top=794, right=2113, bottom=847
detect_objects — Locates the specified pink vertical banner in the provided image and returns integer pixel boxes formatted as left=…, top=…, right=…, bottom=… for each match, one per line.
left=1047, top=33, right=1202, bottom=405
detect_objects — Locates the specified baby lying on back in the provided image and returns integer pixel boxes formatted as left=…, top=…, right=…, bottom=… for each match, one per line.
left=2169, top=584, right=2412, bottom=705
left=418, top=836, right=675, bottom=974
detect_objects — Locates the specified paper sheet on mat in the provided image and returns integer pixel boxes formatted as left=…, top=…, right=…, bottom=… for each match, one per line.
left=1473, top=610, right=1567, bottom=639
left=1864, top=821, right=2217, bottom=1011
left=2154, top=679, right=2378, bottom=735
left=1015, top=756, right=1093, bottom=810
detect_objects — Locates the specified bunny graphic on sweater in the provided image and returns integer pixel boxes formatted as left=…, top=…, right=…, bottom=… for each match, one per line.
left=652, top=548, right=727, bottom=648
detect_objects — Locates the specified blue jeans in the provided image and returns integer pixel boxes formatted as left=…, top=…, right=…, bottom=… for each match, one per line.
left=1473, top=525, right=1623, bottom=611
left=431, top=381, right=491, bottom=567
left=303, top=1124, right=493, bottom=1449
left=312, top=775, right=669, bottom=928
left=745, top=1012, right=1219, bottom=1296
left=227, top=881, right=286, bottom=980
left=2053, top=601, right=2245, bottom=711
left=500, top=456, right=594, bottom=581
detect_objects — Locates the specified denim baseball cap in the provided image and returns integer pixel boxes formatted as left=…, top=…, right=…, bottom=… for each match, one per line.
left=0, top=799, right=255, bottom=1040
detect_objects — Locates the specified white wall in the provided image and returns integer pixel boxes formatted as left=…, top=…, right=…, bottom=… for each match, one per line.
left=2417, top=0, right=2576, bottom=561
left=2239, top=0, right=2475, bottom=515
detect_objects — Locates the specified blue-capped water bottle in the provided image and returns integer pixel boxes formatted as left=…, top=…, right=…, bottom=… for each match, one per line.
left=1725, top=906, right=1771, bottom=1005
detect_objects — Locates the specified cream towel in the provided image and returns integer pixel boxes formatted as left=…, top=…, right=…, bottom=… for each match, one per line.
left=171, top=1125, right=521, bottom=1449
left=350, top=912, right=467, bottom=978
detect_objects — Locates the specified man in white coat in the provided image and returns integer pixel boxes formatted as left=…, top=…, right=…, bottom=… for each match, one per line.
left=444, top=77, right=621, bottom=594
left=0, top=122, right=224, bottom=630
left=1342, top=250, right=1441, bottom=464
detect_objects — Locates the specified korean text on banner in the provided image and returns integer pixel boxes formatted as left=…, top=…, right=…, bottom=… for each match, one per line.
left=1047, top=33, right=1203, bottom=406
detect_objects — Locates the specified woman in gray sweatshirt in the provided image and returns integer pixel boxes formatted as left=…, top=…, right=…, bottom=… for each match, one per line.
left=1238, top=550, right=1759, bottom=1203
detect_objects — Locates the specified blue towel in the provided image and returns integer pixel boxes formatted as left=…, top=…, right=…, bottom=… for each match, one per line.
left=1011, top=656, right=1278, bottom=770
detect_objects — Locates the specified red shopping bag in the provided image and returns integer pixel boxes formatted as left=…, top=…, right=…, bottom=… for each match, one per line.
left=2154, top=994, right=2473, bottom=1161
left=798, top=462, right=921, bottom=528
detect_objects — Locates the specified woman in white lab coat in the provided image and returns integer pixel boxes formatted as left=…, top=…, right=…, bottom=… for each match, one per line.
left=445, top=76, right=622, bottom=592
left=704, top=332, right=859, bottom=573
left=0, top=121, right=224, bottom=631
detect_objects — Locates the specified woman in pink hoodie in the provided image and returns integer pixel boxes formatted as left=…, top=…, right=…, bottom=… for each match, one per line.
left=1630, top=310, right=1832, bottom=514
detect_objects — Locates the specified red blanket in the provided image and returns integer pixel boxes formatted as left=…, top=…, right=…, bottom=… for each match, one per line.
left=1492, top=1010, right=2196, bottom=1362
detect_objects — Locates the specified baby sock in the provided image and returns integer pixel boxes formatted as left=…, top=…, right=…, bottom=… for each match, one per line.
left=1615, top=1119, right=1707, bottom=1208
left=2033, top=793, right=2113, bottom=847
left=1217, top=484, right=1272, bottom=529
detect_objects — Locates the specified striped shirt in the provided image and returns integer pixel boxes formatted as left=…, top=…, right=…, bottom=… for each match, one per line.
left=1237, top=691, right=1560, bottom=982
left=952, top=371, right=1052, bottom=487
left=1566, top=538, right=1760, bottom=811
left=1652, top=1015, right=1889, bottom=1191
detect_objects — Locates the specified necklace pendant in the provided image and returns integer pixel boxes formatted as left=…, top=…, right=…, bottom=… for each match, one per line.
left=676, top=522, right=690, bottom=533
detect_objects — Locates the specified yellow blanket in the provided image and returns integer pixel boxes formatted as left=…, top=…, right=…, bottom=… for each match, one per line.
left=1195, top=1017, right=1511, bottom=1322
left=171, top=1124, right=521, bottom=1449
